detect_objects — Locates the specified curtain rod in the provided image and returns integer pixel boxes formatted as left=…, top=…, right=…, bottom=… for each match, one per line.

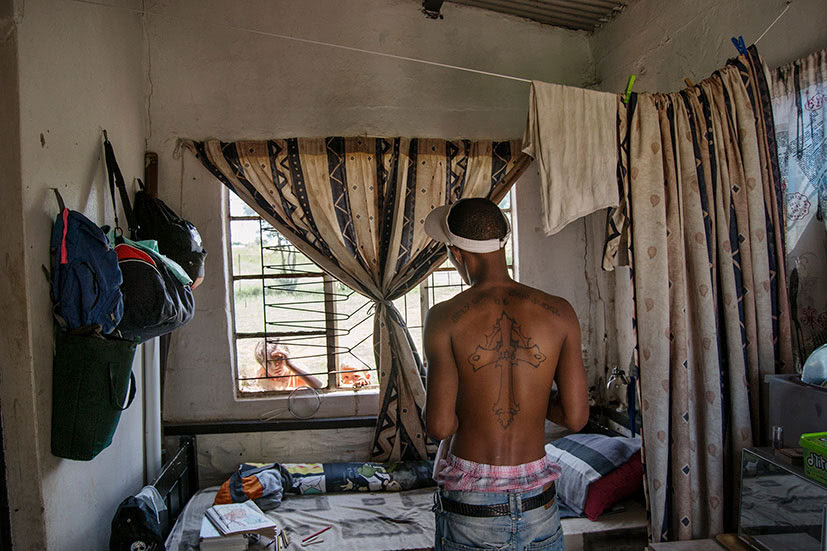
left=65, top=0, right=532, bottom=84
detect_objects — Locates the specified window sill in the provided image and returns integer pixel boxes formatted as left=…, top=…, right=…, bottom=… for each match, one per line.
left=236, top=387, right=379, bottom=401
left=233, top=385, right=380, bottom=420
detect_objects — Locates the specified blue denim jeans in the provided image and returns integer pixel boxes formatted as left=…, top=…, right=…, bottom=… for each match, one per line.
left=433, top=486, right=565, bottom=551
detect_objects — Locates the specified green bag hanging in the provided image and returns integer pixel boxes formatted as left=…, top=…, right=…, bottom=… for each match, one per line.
left=51, top=329, right=138, bottom=461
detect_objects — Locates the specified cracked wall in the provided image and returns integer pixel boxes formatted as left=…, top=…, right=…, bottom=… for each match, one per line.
left=593, top=0, right=827, bottom=94
left=3, top=0, right=148, bottom=548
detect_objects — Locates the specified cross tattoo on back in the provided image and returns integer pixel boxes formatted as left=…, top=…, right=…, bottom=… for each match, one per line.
left=467, top=312, right=547, bottom=429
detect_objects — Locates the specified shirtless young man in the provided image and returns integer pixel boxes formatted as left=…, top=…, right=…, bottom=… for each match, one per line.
left=423, top=198, right=588, bottom=551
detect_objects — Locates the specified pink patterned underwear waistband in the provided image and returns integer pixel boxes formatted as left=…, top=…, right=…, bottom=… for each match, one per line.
left=435, top=452, right=562, bottom=493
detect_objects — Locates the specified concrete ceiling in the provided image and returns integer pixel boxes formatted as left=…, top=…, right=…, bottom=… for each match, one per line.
left=446, top=0, right=628, bottom=32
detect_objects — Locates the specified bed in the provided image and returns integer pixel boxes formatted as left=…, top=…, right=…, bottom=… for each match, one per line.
left=165, top=485, right=436, bottom=550
left=154, top=426, right=648, bottom=551
left=150, top=435, right=435, bottom=550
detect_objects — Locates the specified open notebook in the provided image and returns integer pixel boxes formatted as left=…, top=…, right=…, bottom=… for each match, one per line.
left=206, top=501, right=278, bottom=538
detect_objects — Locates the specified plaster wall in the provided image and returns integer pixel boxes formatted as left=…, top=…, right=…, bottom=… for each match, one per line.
left=592, top=0, right=827, bottom=94
left=0, top=1, right=46, bottom=548
left=515, top=168, right=622, bottom=397
left=146, top=0, right=598, bottom=423
left=10, top=0, right=148, bottom=548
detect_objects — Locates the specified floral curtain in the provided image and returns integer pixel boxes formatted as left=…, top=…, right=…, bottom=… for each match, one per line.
left=183, top=137, right=529, bottom=461
left=604, top=47, right=793, bottom=541
left=771, top=48, right=827, bottom=364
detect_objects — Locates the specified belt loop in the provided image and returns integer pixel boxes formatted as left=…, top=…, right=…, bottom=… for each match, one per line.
left=510, top=493, right=520, bottom=520
left=433, top=488, right=444, bottom=512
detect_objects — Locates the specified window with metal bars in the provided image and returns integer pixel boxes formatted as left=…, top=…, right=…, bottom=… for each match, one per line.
left=228, top=191, right=515, bottom=395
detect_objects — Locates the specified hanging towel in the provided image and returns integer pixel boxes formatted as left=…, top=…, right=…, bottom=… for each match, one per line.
left=523, top=81, right=620, bottom=235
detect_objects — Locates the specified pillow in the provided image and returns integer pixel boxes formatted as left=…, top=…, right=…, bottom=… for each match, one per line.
left=283, top=461, right=435, bottom=494
left=583, top=450, right=642, bottom=520
left=545, top=433, right=641, bottom=517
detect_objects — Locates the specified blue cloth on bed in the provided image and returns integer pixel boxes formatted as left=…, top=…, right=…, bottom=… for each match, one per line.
left=545, top=433, right=640, bottom=515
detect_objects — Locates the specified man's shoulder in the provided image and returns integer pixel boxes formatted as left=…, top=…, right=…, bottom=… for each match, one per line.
left=427, top=285, right=579, bottom=328
left=425, top=291, right=470, bottom=327
left=501, top=286, right=580, bottom=336
left=509, top=284, right=575, bottom=313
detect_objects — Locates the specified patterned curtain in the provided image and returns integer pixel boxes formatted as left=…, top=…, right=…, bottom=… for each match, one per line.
left=183, top=137, right=530, bottom=461
left=771, top=48, right=827, bottom=364
left=604, top=47, right=793, bottom=541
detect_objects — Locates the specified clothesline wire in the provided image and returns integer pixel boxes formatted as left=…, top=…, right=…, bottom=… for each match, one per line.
left=64, top=0, right=795, bottom=89
left=64, top=0, right=532, bottom=83
left=754, top=1, right=793, bottom=45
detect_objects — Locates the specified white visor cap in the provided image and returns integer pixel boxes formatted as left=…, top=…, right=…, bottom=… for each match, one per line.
left=424, top=200, right=511, bottom=253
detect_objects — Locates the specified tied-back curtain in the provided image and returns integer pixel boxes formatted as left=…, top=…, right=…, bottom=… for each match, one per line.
left=604, top=47, right=793, bottom=541
left=183, top=137, right=530, bottom=461
left=770, top=48, right=827, bottom=362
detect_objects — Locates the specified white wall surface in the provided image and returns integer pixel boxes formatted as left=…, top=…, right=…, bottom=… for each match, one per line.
left=7, top=0, right=148, bottom=548
left=147, top=0, right=596, bottom=423
left=0, top=0, right=46, bottom=547
left=515, top=168, right=622, bottom=397
left=593, top=0, right=827, bottom=94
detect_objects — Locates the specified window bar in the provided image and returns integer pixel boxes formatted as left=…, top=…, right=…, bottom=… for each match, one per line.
left=234, top=272, right=322, bottom=281
left=419, top=277, right=431, bottom=369
left=258, top=217, right=269, bottom=376
left=323, top=275, right=339, bottom=389
left=236, top=330, right=327, bottom=339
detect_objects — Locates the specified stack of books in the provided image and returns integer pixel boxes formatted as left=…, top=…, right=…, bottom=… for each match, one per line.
left=199, top=501, right=279, bottom=551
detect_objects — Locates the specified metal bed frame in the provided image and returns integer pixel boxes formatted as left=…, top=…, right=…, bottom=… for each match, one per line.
left=152, top=435, right=199, bottom=539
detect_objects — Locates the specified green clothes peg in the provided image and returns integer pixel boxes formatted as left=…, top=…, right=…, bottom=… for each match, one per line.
left=623, top=75, right=636, bottom=104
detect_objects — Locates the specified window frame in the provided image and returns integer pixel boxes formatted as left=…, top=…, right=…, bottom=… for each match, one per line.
left=226, top=190, right=516, bottom=398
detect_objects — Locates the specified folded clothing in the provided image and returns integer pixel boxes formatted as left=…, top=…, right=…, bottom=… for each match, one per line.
left=214, top=463, right=292, bottom=511
left=545, top=433, right=642, bottom=519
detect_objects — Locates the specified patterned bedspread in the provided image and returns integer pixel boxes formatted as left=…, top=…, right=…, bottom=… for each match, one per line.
left=166, top=486, right=435, bottom=551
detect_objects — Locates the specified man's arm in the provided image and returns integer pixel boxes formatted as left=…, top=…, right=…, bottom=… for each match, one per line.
left=423, top=305, right=460, bottom=441
left=546, top=301, right=589, bottom=431
left=285, top=358, right=325, bottom=389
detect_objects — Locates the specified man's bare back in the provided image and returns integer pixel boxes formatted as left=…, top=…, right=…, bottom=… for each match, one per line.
left=424, top=279, right=588, bottom=466
left=423, top=198, right=584, bottom=550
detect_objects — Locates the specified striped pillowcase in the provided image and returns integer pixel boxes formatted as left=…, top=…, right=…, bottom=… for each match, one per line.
left=545, top=433, right=641, bottom=515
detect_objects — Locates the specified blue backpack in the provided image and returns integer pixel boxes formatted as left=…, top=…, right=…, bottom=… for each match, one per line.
left=49, top=190, right=124, bottom=334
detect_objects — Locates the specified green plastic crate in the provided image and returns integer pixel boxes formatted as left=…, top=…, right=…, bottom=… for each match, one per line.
left=800, top=431, right=827, bottom=486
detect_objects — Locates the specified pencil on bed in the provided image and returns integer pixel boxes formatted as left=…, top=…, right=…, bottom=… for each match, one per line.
left=302, top=525, right=331, bottom=543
